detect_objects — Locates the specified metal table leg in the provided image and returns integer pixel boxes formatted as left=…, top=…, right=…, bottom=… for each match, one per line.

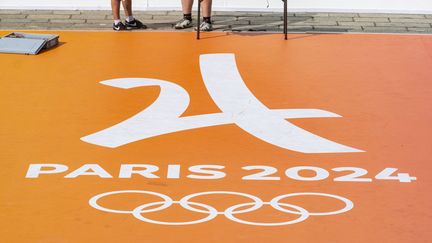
left=284, top=0, right=288, bottom=40
left=197, top=0, right=202, bottom=40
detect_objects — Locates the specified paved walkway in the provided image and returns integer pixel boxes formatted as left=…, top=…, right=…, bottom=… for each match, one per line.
left=1, top=9, right=432, bottom=34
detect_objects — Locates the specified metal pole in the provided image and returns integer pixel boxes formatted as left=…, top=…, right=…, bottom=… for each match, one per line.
left=284, top=0, right=288, bottom=40
left=197, top=0, right=201, bottom=40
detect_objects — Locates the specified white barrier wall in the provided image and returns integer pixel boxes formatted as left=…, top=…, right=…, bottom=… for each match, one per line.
left=1, top=0, right=432, bottom=14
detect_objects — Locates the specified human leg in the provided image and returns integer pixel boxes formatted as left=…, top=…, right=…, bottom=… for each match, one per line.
left=175, top=0, right=194, bottom=29
left=199, top=0, right=213, bottom=31
left=201, top=0, right=212, bottom=18
left=121, top=0, right=133, bottom=19
left=121, top=0, right=147, bottom=29
left=111, top=0, right=126, bottom=30
left=111, top=0, right=121, bottom=21
left=181, top=0, right=194, bottom=14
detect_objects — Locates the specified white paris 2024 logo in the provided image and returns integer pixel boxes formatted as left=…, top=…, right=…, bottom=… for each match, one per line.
left=81, top=54, right=363, bottom=153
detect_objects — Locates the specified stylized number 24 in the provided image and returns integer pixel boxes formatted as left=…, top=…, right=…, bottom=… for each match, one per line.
left=81, top=54, right=363, bottom=154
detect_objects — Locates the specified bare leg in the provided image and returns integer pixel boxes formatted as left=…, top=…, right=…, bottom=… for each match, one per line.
left=111, top=0, right=121, bottom=20
left=181, top=0, right=194, bottom=14
left=202, top=0, right=212, bottom=18
left=122, top=0, right=133, bottom=17
left=182, top=0, right=211, bottom=17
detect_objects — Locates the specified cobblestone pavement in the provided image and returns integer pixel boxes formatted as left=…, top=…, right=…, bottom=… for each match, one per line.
left=1, top=9, right=432, bottom=34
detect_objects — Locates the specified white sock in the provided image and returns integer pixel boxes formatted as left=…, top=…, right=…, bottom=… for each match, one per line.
left=126, top=16, right=135, bottom=22
left=114, top=19, right=121, bottom=25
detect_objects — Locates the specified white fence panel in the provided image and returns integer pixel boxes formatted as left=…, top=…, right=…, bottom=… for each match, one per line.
left=0, top=0, right=431, bottom=14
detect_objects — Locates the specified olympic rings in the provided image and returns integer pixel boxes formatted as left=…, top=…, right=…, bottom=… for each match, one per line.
left=89, top=190, right=354, bottom=226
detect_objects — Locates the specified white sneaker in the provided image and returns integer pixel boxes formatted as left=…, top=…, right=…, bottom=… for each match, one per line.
left=198, top=21, right=213, bottom=31
left=174, top=18, right=193, bottom=29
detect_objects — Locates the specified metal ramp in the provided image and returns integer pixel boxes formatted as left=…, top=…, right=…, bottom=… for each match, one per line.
left=0, top=32, right=59, bottom=55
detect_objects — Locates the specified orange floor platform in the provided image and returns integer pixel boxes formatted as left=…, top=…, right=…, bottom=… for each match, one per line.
left=1, top=31, right=431, bottom=243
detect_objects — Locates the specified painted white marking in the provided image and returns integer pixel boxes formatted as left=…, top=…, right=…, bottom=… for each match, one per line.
left=81, top=54, right=363, bottom=153
left=89, top=190, right=354, bottom=226
left=26, top=164, right=69, bottom=178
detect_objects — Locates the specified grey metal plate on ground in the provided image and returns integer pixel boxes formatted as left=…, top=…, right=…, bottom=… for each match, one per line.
left=0, top=32, right=59, bottom=55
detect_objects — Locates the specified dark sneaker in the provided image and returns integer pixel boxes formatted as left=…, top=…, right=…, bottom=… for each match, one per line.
left=113, top=22, right=127, bottom=31
left=125, top=19, right=147, bottom=29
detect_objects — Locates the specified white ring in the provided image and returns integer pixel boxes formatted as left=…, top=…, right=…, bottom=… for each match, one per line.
left=89, top=190, right=354, bottom=226
left=180, top=191, right=264, bottom=215
left=225, top=202, right=309, bottom=226
left=89, top=190, right=172, bottom=214
left=270, top=192, right=354, bottom=216
left=133, top=201, right=218, bottom=226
